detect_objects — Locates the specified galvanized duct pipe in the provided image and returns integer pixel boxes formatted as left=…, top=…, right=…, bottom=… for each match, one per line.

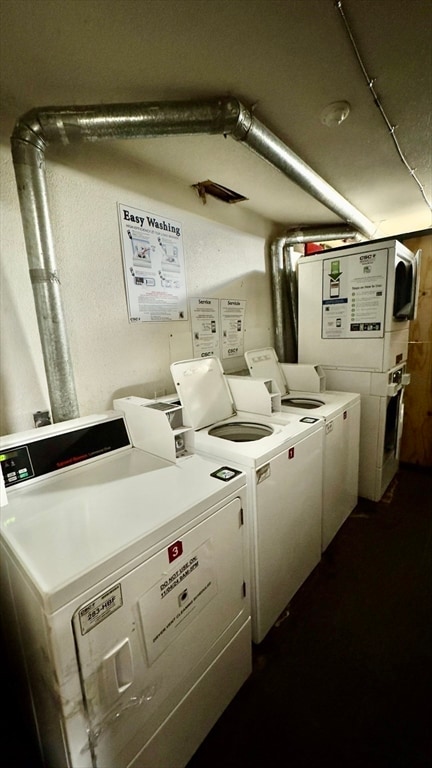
left=11, top=96, right=378, bottom=422
left=271, top=227, right=364, bottom=362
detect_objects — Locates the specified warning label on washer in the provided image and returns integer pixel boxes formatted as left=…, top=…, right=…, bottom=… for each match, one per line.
left=139, top=540, right=217, bottom=664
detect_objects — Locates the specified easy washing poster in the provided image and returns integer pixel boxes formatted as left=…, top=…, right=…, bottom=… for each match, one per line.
left=118, top=202, right=246, bottom=357
left=118, top=203, right=188, bottom=322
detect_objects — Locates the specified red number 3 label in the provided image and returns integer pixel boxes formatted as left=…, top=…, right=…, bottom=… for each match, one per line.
left=168, top=540, right=183, bottom=563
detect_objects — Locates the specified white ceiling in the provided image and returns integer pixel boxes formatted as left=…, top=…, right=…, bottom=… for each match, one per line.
left=1, top=0, right=431, bottom=238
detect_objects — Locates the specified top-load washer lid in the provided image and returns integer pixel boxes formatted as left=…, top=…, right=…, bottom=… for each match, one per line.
left=282, top=396, right=325, bottom=409
left=244, top=347, right=288, bottom=395
left=171, top=356, right=276, bottom=438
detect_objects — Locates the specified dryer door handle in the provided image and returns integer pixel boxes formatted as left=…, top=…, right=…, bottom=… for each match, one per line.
left=102, top=638, right=134, bottom=700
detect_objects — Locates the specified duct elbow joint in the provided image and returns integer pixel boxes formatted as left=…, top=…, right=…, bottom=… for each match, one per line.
left=11, top=108, right=47, bottom=161
left=219, top=97, right=253, bottom=140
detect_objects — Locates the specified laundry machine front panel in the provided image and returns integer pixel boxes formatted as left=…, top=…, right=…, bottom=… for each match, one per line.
left=273, top=401, right=360, bottom=552
left=253, top=429, right=323, bottom=642
left=321, top=405, right=360, bottom=551
left=132, top=621, right=251, bottom=768
left=72, top=494, right=249, bottom=767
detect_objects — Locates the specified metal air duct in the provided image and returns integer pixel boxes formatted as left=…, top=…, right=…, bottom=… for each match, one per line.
left=270, top=227, right=364, bottom=362
left=11, top=96, right=378, bottom=422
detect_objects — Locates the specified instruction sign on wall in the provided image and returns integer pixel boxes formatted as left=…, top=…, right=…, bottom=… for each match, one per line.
left=190, top=298, right=221, bottom=358
left=190, top=298, right=246, bottom=359
left=221, top=299, right=246, bottom=359
left=321, top=249, right=387, bottom=339
left=118, top=202, right=188, bottom=322
left=139, top=540, right=217, bottom=664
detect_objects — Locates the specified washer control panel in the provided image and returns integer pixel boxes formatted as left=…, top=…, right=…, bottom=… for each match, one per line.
left=0, top=417, right=130, bottom=489
left=0, top=445, right=34, bottom=486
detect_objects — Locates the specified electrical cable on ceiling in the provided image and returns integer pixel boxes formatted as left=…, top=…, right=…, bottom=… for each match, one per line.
left=335, top=0, right=432, bottom=212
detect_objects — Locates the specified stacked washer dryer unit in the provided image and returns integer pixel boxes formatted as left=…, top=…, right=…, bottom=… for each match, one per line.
left=168, top=355, right=325, bottom=644
left=296, top=237, right=420, bottom=501
left=0, top=411, right=252, bottom=768
left=242, top=348, right=361, bottom=553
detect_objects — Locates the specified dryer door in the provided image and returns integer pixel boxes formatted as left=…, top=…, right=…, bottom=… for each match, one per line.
left=392, top=247, right=421, bottom=322
left=72, top=494, right=249, bottom=768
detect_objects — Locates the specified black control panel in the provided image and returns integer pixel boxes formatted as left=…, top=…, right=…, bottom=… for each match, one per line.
left=0, top=417, right=130, bottom=489
left=0, top=445, right=34, bottom=486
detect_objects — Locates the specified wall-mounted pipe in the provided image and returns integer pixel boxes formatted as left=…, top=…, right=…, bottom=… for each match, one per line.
left=271, top=227, right=363, bottom=361
left=11, top=96, right=379, bottom=422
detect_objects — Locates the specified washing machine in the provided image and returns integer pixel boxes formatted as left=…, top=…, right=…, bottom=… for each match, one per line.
left=0, top=411, right=251, bottom=768
left=243, top=348, right=361, bottom=552
left=169, top=355, right=324, bottom=644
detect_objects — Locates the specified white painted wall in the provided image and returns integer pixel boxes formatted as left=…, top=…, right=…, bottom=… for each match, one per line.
left=0, top=139, right=277, bottom=435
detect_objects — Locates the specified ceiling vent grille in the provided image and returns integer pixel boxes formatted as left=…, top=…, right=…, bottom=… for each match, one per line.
left=192, top=179, right=248, bottom=205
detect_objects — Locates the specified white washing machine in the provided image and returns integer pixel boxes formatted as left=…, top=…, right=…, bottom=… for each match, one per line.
left=243, top=348, right=361, bottom=552
left=0, top=411, right=251, bottom=768
left=169, top=356, right=324, bottom=644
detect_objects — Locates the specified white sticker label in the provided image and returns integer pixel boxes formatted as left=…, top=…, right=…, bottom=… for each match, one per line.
left=78, top=584, right=123, bottom=635
left=256, top=463, right=271, bottom=484
left=139, top=540, right=217, bottom=665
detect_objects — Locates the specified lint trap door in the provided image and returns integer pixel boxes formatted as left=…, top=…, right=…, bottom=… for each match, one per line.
left=72, top=495, right=248, bottom=768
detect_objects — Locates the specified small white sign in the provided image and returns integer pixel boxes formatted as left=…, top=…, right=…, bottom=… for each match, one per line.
left=139, top=540, right=217, bottom=665
left=190, top=297, right=221, bottom=358
left=220, top=299, right=246, bottom=358
left=78, top=584, right=123, bottom=635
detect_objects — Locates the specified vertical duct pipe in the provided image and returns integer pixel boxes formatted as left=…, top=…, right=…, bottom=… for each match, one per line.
left=11, top=97, right=378, bottom=422
left=10, top=99, right=243, bottom=423
left=11, top=124, right=80, bottom=422
left=271, top=227, right=363, bottom=361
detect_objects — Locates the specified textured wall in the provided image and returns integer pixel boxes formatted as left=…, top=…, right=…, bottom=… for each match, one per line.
left=0, top=140, right=276, bottom=434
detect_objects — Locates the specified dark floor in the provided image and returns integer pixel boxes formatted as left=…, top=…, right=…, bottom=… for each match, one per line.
left=187, top=464, right=432, bottom=768
left=4, top=464, right=431, bottom=768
